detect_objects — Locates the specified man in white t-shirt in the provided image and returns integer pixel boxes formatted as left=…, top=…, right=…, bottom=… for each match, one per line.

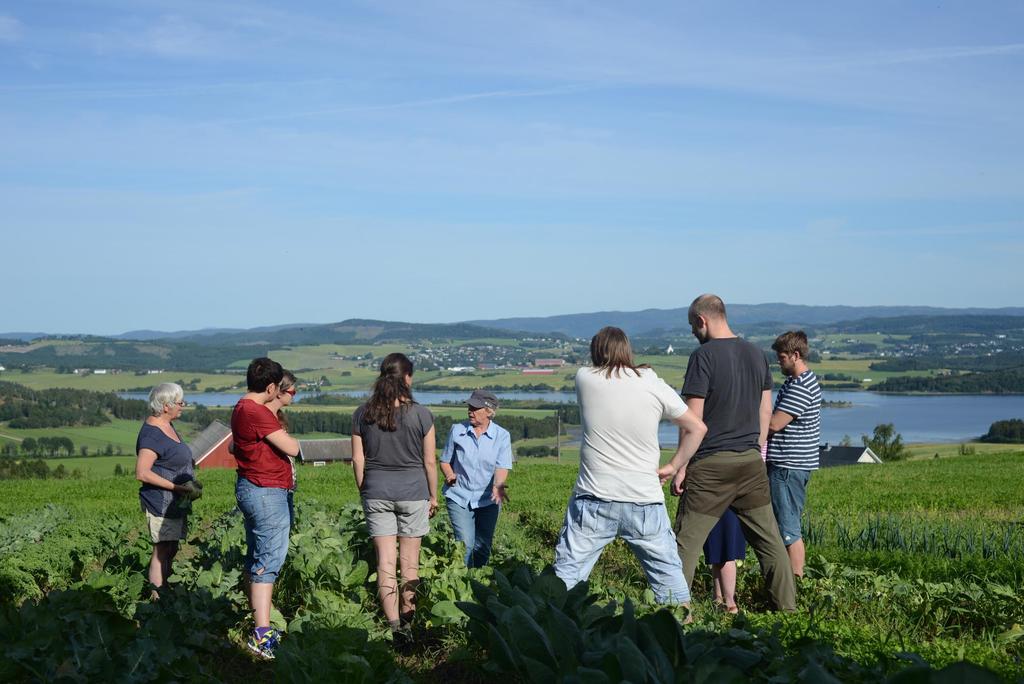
left=553, top=327, right=707, bottom=606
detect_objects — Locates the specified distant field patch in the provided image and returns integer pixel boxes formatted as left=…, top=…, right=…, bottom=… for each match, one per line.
left=1, top=369, right=243, bottom=393
left=38, top=455, right=137, bottom=477
left=640, top=355, right=690, bottom=387
left=0, top=418, right=198, bottom=453
left=266, top=343, right=413, bottom=371
left=811, top=358, right=936, bottom=385
left=419, top=370, right=575, bottom=390
left=903, top=441, right=1020, bottom=460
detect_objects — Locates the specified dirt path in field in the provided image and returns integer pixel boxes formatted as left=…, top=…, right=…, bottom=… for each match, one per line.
left=0, top=432, right=23, bottom=442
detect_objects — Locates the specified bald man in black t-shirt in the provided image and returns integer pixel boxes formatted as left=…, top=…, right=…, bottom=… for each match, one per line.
left=671, top=294, right=796, bottom=611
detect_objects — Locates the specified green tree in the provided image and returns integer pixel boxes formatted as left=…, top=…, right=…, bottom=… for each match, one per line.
left=80, top=445, right=89, bottom=457
left=21, top=437, right=37, bottom=455
left=862, top=423, right=907, bottom=462
left=980, top=418, right=1024, bottom=443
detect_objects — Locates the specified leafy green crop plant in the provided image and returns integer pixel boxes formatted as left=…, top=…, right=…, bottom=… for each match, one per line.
left=458, top=564, right=1011, bottom=683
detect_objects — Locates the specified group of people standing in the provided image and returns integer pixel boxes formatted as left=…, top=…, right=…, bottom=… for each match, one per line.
left=133, top=292, right=820, bottom=659
left=134, top=353, right=511, bottom=659
left=554, top=294, right=821, bottom=614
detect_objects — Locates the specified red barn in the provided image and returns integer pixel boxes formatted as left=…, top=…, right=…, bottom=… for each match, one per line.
left=189, top=420, right=353, bottom=470
left=190, top=420, right=236, bottom=470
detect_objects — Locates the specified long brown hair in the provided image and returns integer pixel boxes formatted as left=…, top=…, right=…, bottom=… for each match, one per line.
left=590, top=326, right=649, bottom=378
left=363, top=353, right=415, bottom=431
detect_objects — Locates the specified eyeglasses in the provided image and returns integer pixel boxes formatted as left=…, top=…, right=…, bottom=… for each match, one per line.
left=282, top=388, right=297, bottom=396
left=174, top=400, right=188, bottom=407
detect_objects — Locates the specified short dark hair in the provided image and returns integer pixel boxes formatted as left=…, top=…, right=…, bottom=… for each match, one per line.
left=689, top=294, right=727, bottom=323
left=247, top=357, right=284, bottom=392
left=772, top=331, right=809, bottom=358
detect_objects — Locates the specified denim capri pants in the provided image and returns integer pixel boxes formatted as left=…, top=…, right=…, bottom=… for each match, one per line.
left=236, top=477, right=294, bottom=584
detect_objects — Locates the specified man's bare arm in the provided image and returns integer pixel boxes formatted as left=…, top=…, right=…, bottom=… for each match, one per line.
left=768, top=410, right=795, bottom=434
left=684, top=396, right=704, bottom=421
left=759, top=390, right=772, bottom=447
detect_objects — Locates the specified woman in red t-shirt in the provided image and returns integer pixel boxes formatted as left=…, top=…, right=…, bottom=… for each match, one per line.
left=231, top=357, right=301, bottom=660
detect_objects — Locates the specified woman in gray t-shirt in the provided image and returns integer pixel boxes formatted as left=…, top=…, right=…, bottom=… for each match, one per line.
left=351, top=353, right=437, bottom=637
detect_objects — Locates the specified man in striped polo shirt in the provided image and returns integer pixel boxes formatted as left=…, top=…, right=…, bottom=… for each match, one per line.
left=767, top=330, right=822, bottom=578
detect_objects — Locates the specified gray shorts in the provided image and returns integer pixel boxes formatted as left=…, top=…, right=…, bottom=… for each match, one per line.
left=362, top=499, right=429, bottom=538
left=145, top=510, right=187, bottom=543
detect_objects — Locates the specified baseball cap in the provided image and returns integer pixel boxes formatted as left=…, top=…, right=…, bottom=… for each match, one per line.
left=467, top=389, right=498, bottom=410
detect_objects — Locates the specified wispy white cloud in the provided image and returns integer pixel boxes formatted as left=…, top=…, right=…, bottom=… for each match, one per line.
left=134, top=14, right=225, bottom=58
left=833, top=221, right=1024, bottom=239
left=19, top=2, right=1024, bottom=125
left=0, top=76, right=355, bottom=99
left=0, top=14, right=22, bottom=43
left=818, top=42, right=1024, bottom=69
left=210, top=83, right=600, bottom=125
left=86, top=14, right=233, bottom=59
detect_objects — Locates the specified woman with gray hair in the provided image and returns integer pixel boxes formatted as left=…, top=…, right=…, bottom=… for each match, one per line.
left=439, top=389, right=512, bottom=568
left=135, top=382, right=202, bottom=596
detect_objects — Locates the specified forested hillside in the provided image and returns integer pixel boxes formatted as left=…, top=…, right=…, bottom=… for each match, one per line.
left=0, top=382, right=147, bottom=428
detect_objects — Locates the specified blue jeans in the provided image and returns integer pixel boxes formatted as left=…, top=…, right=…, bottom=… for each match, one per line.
left=236, top=477, right=294, bottom=584
left=554, top=493, right=690, bottom=604
left=446, top=498, right=500, bottom=568
left=767, top=465, right=811, bottom=545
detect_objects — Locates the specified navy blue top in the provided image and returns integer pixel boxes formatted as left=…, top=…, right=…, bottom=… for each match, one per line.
left=136, top=422, right=194, bottom=518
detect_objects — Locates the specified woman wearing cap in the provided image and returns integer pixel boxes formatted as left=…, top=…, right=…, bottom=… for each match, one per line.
left=439, top=389, right=512, bottom=568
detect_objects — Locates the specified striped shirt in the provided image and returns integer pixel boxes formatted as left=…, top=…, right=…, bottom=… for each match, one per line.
left=767, top=369, right=822, bottom=470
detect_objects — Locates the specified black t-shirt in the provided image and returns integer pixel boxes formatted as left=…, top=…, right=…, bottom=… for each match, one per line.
left=682, top=337, right=773, bottom=459
left=352, top=402, right=434, bottom=501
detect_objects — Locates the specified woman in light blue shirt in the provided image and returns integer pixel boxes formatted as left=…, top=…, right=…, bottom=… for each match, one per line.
left=439, top=389, right=512, bottom=568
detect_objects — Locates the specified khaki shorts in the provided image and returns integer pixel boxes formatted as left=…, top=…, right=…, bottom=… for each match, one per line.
left=145, top=510, right=187, bottom=543
left=362, top=499, right=429, bottom=538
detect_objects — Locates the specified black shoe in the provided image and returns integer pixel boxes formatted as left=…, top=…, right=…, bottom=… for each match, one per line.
left=392, top=625, right=413, bottom=654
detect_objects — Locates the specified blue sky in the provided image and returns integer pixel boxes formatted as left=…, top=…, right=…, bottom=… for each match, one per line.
left=2, top=1, right=1022, bottom=334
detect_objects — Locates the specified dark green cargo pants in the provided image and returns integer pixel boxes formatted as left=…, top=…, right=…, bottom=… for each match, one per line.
left=672, top=448, right=797, bottom=611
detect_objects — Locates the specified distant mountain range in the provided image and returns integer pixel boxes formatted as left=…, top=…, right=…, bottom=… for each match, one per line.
left=468, top=304, right=1024, bottom=339
left=4, top=304, right=1024, bottom=343
left=113, top=322, right=336, bottom=341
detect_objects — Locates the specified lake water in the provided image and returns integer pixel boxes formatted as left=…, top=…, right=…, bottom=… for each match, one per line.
left=120, top=389, right=577, bottom=406
left=121, top=389, right=1024, bottom=444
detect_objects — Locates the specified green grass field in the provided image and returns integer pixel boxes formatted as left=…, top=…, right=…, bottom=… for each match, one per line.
left=904, top=441, right=1020, bottom=460
left=290, top=402, right=558, bottom=420
left=0, top=338, right=973, bottom=396
left=2, top=451, right=1023, bottom=679
left=0, top=418, right=199, bottom=453
left=260, top=344, right=413, bottom=371
left=418, top=370, right=576, bottom=390
left=41, top=455, right=137, bottom=476
left=0, top=369, right=244, bottom=393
